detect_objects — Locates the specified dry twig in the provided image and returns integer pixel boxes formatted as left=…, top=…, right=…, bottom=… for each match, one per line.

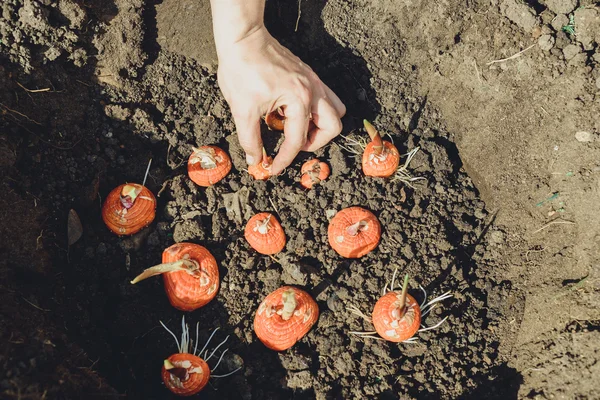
left=486, top=44, right=536, bottom=66
left=268, top=197, right=279, bottom=214
left=0, top=103, right=42, bottom=125
left=473, top=59, right=483, bottom=84
left=295, top=0, right=302, bottom=32
left=532, top=219, right=575, bottom=234
left=16, top=81, right=51, bottom=93
left=22, top=297, right=50, bottom=312
left=157, top=179, right=173, bottom=197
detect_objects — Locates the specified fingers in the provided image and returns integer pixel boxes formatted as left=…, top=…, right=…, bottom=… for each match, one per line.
left=271, top=101, right=309, bottom=174
left=302, top=97, right=343, bottom=152
left=232, top=110, right=263, bottom=166
left=323, top=83, right=346, bottom=117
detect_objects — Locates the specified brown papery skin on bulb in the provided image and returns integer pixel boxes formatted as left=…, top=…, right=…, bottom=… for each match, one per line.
left=161, top=353, right=210, bottom=396
left=372, top=292, right=421, bottom=342
left=254, top=286, right=319, bottom=351
left=244, top=212, right=286, bottom=255
left=362, top=141, right=400, bottom=178
left=102, top=183, right=156, bottom=236
left=162, top=243, right=220, bottom=311
left=187, top=145, right=232, bottom=187
left=327, top=207, right=381, bottom=258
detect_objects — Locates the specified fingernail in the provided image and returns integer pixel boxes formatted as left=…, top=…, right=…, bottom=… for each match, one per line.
left=246, top=154, right=256, bottom=166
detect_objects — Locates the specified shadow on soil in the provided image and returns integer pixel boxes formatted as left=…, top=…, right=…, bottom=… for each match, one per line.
left=0, top=0, right=526, bottom=399
left=266, top=0, right=381, bottom=132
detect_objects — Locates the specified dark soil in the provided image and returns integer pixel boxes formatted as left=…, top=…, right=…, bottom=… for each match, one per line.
left=2, top=0, right=598, bottom=399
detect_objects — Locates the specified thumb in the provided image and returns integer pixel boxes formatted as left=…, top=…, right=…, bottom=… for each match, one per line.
left=233, top=111, right=263, bottom=166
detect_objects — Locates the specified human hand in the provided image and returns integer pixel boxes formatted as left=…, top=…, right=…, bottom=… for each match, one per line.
left=216, top=26, right=346, bottom=174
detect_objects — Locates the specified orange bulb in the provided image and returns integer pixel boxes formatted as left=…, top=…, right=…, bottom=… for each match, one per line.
left=372, top=292, right=421, bottom=342
left=102, top=183, right=156, bottom=236
left=300, top=159, right=330, bottom=189
left=362, top=141, right=400, bottom=178
left=328, top=207, right=381, bottom=258
left=265, top=108, right=285, bottom=131
left=131, top=243, right=220, bottom=311
left=162, top=353, right=210, bottom=396
left=187, top=145, right=232, bottom=187
left=244, top=213, right=286, bottom=255
left=248, top=157, right=273, bottom=180
left=254, top=286, right=319, bottom=351
left=361, top=120, right=400, bottom=178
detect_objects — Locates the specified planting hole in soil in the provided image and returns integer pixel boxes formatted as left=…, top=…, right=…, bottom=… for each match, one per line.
left=3, top=0, right=599, bottom=399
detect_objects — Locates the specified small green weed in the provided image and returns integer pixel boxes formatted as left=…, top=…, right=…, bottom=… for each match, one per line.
left=562, top=14, right=576, bottom=35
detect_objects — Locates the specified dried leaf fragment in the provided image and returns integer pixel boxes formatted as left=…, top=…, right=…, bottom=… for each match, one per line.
left=222, top=187, right=252, bottom=224
left=67, top=209, right=83, bottom=246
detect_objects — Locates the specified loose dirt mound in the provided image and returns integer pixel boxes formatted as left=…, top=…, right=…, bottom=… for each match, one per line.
left=1, top=0, right=598, bottom=399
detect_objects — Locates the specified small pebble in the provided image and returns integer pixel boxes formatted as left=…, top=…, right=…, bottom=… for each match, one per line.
left=356, top=88, right=366, bottom=101
left=96, top=242, right=107, bottom=255
left=326, top=293, right=342, bottom=312
left=562, top=44, right=581, bottom=60
left=489, top=230, right=505, bottom=246
left=104, top=148, right=117, bottom=161
left=540, top=9, right=556, bottom=25
left=575, top=131, right=593, bottom=142
left=538, top=34, right=555, bottom=51
left=544, top=0, right=576, bottom=15
left=551, top=14, right=569, bottom=31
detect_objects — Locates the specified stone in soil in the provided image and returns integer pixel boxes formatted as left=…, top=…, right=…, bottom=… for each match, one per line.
left=500, top=0, right=538, bottom=32
left=542, top=0, right=577, bottom=15
left=551, top=14, right=569, bottom=32
left=575, top=131, right=593, bottom=143
left=574, top=8, right=600, bottom=51
left=562, top=43, right=581, bottom=60
left=538, top=34, right=555, bottom=51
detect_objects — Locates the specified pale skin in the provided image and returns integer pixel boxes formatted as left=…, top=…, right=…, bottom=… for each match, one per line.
left=209, top=0, right=346, bottom=175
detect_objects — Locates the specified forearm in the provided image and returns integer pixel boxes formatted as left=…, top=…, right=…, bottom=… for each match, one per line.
left=210, top=0, right=266, bottom=55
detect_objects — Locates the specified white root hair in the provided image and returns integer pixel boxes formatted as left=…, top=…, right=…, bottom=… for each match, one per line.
left=418, top=316, right=450, bottom=333
left=160, top=317, right=241, bottom=379
left=339, top=132, right=425, bottom=189
left=205, top=335, right=230, bottom=361
left=347, top=268, right=454, bottom=343
left=347, top=304, right=371, bottom=323
left=339, top=134, right=368, bottom=159
left=421, top=292, right=453, bottom=316
left=392, top=147, right=427, bottom=188
left=160, top=320, right=181, bottom=353
left=199, top=327, right=219, bottom=357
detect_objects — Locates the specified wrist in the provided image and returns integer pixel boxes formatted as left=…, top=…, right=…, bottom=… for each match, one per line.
left=210, top=0, right=266, bottom=52
left=215, top=25, right=272, bottom=64
left=215, top=24, right=267, bottom=55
